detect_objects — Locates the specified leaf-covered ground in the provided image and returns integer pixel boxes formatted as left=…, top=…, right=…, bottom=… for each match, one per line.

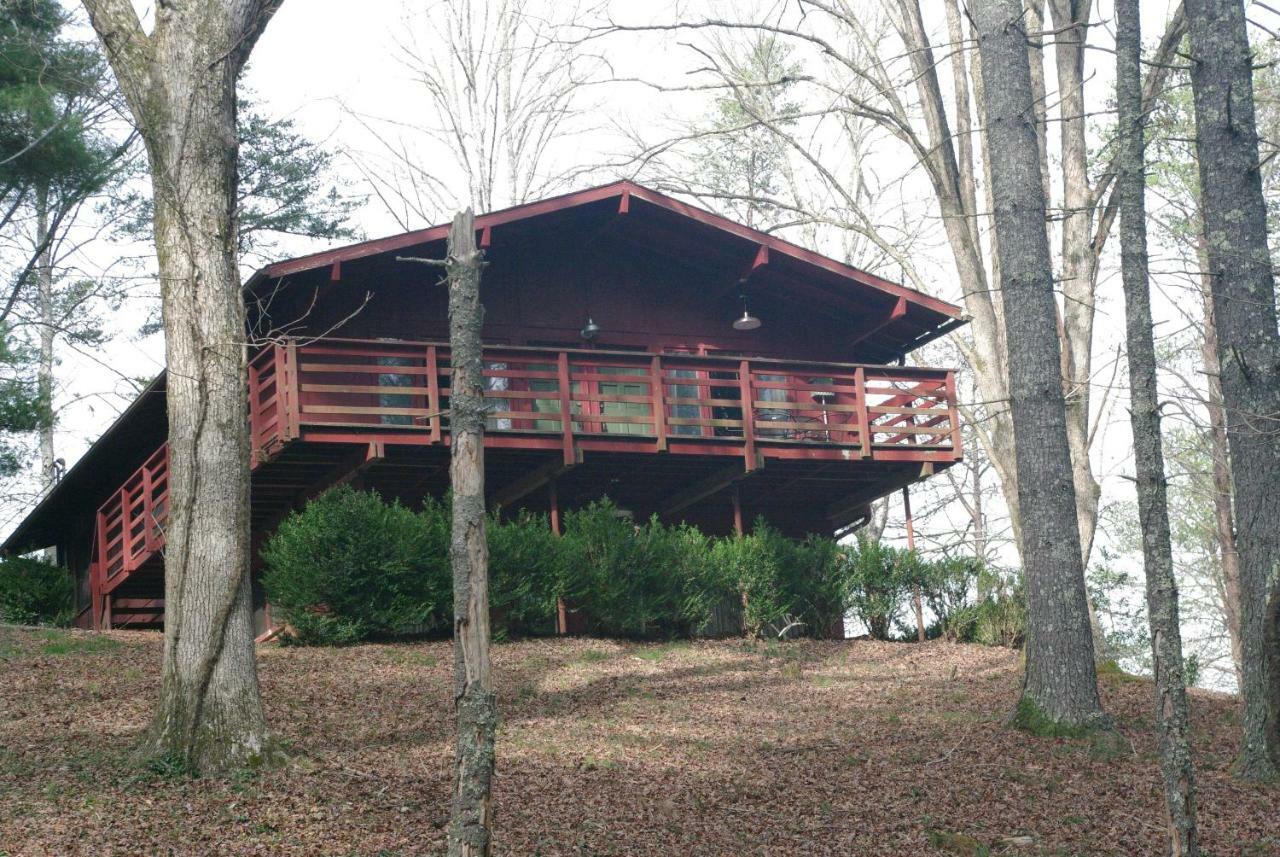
left=0, top=626, right=1276, bottom=856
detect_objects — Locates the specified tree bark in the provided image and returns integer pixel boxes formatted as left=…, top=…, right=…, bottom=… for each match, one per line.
left=1198, top=236, right=1245, bottom=689
left=34, top=183, right=56, bottom=493
left=1115, top=1, right=1200, bottom=850
left=82, top=0, right=283, bottom=773
left=1185, top=0, right=1280, bottom=782
left=443, top=209, right=496, bottom=856
left=1046, top=0, right=1103, bottom=575
left=973, top=0, right=1105, bottom=731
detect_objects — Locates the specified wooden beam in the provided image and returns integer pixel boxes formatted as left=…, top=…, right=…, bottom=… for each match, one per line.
left=489, top=454, right=580, bottom=511
left=658, top=461, right=757, bottom=516
left=716, top=243, right=770, bottom=299
left=850, top=296, right=908, bottom=347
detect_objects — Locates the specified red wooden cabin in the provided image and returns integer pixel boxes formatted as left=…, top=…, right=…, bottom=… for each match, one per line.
left=1, top=181, right=965, bottom=632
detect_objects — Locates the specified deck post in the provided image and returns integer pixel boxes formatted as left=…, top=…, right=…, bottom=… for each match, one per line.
left=284, top=340, right=301, bottom=441
left=945, top=370, right=963, bottom=460
left=92, top=511, right=107, bottom=630
left=557, top=351, right=575, bottom=465
left=141, top=463, right=155, bottom=552
left=854, top=367, right=873, bottom=458
left=119, top=486, right=133, bottom=574
left=426, top=344, right=442, bottom=444
left=903, top=486, right=925, bottom=643
left=650, top=354, right=667, bottom=452
left=732, top=484, right=744, bottom=536
left=738, top=360, right=758, bottom=471
left=549, top=480, right=570, bottom=635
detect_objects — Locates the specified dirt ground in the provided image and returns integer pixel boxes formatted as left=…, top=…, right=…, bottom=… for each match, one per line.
left=0, top=626, right=1276, bottom=856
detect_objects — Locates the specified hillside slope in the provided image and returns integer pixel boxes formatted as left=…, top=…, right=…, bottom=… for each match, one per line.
left=0, top=627, right=1275, bottom=855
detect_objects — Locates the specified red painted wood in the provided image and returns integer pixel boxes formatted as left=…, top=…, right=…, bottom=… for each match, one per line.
left=557, top=351, right=575, bottom=465
left=650, top=354, right=667, bottom=452
left=259, top=181, right=961, bottom=320
left=426, top=344, right=442, bottom=444
left=945, top=370, right=963, bottom=461
left=738, top=360, right=758, bottom=471
left=92, top=512, right=106, bottom=629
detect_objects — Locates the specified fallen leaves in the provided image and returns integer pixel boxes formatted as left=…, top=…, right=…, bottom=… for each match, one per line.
left=0, top=627, right=1275, bottom=855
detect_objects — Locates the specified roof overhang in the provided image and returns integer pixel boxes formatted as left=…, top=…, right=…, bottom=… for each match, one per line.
left=245, top=180, right=965, bottom=353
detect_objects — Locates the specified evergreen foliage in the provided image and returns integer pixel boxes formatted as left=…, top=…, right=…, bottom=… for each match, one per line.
left=0, top=555, right=73, bottom=626
left=260, top=488, right=1027, bottom=648
left=261, top=486, right=448, bottom=645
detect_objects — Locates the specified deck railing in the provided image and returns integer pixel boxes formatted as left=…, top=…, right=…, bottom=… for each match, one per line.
left=91, top=337, right=960, bottom=606
left=93, top=444, right=168, bottom=599
left=248, top=337, right=962, bottom=466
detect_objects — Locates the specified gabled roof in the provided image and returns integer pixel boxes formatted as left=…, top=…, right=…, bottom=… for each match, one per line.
left=4, top=181, right=966, bottom=555
left=247, top=180, right=964, bottom=342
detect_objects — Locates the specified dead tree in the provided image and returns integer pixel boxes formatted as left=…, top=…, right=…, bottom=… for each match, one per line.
left=1186, top=0, right=1280, bottom=782
left=972, top=0, right=1105, bottom=732
left=402, top=210, right=495, bottom=854
left=81, top=0, right=283, bottom=772
left=1115, top=0, right=1200, bottom=849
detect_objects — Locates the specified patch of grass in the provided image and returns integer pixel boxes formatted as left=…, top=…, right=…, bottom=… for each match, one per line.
left=632, top=641, right=690, bottom=662
left=581, top=755, right=620, bottom=771
left=926, top=830, right=989, bottom=856
left=573, top=648, right=610, bottom=665
left=137, top=752, right=199, bottom=783
left=1011, top=697, right=1106, bottom=739
left=1096, top=660, right=1147, bottom=685
left=36, top=631, right=123, bottom=656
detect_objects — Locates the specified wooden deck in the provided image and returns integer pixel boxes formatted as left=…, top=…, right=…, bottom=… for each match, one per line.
left=87, top=337, right=961, bottom=628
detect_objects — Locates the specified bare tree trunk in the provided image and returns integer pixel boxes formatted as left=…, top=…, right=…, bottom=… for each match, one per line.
left=1024, top=0, right=1053, bottom=207
left=82, top=0, right=283, bottom=773
left=974, top=0, right=1105, bottom=732
left=1186, top=0, right=1280, bottom=782
left=1198, top=238, right=1245, bottom=689
left=444, top=210, right=496, bottom=856
left=33, top=183, right=56, bottom=492
left=970, top=451, right=987, bottom=564
left=902, top=487, right=925, bottom=642
left=1115, top=2, right=1200, bottom=849
left=1046, top=0, right=1103, bottom=577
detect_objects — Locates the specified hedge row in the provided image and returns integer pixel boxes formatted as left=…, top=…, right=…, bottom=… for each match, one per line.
left=0, top=556, right=74, bottom=626
left=261, top=486, right=1025, bottom=646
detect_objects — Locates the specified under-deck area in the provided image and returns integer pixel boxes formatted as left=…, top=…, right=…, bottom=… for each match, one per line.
left=87, top=336, right=960, bottom=629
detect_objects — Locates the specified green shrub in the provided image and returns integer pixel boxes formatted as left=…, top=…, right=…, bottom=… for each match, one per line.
left=923, top=557, right=982, bottom=639
left=556, top=501, right=681, bottom=638
left=0, top=556, right=74, bottom=626
left=488, top=509, right=560, bottom=636
left=844, top=538, right=916, bottom=640
left=650, top=521, right=737, bottom=636
left=943, top=566, right=1026, bottom=648
left=717, top=521, right=844, bottom=638
left=261, top=486, right=449, bottom=645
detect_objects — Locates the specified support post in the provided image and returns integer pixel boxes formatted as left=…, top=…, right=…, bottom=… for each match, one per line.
left=92, top=511, right=107, bottom=630
left=738, top=360, right=757, bottom=471
left=945, top=370, right=963, bottom=460
left=903, top=486, right=925, bottom=643
left=557, top=351, right=575, bottom=466
left=284, top=340, right=301, bottom=441
left=650, top=354, right=667, bottom=451
left=732, top=484, right=744, bottom=536
left=854, top=367, right=873, bottom=458
left=550, top=480, right=570, bottom=635
left=427, top=344, right=442, bottom=444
